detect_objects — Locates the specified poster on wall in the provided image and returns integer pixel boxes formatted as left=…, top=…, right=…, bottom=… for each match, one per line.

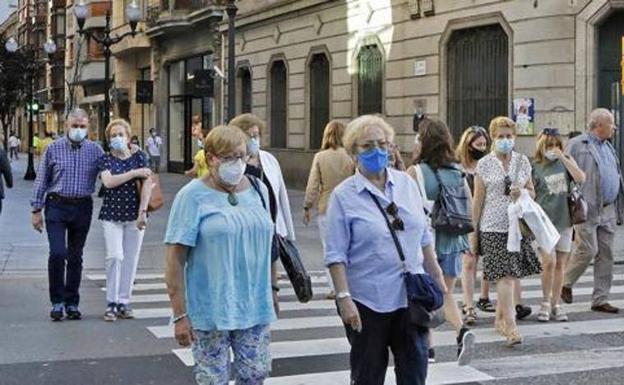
left=512, top=98, right=535, bottom=136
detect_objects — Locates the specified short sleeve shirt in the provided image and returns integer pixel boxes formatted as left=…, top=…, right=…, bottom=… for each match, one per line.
left=146, top=136, right=162, bottom=157
left=164, top=179, right=276, bottom=331
left=98, top=151, right=148, bottom=222
left=477, top=152, right=532, bottom=232
left=532, top=160, right=571, bottom=231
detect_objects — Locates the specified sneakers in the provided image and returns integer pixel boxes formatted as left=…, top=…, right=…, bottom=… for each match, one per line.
left=476, top=298, right=495, bottom=313
left=462, top=305, right=477, bottom=325
left=457, top=327, right=476, bottom=366
left=552, top=304, right=568, bottom=322
left=104, top=303, right=117, bottom=322
left=65, top=305, right=82, bottom=320
left=50, top=303, right=64, bottom=322
left=537, top=302, right=551, bottom=322
left=428, top=348, right=436, bottom=364
left=116, top=304, right=134, bottom=319
left=515, top=304, right=532, bottom=320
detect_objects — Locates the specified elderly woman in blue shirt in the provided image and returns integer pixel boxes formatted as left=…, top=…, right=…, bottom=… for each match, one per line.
left=164, top=125, right=277, bottom=385
left=325, top=115, right=447, bottom=385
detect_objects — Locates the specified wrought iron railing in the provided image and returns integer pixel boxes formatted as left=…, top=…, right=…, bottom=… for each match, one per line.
left=146, top=0, right=223, bottom=26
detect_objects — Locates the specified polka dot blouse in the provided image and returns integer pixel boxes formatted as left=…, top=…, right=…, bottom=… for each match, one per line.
left=98, top=151, right=148, bottom=222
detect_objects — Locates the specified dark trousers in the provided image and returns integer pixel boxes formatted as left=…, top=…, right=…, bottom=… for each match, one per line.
left=44, top=198, right=93, bottom=305
left=343, top=301, right=429, bottom=385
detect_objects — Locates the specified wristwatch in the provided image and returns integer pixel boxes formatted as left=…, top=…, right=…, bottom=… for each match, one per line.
left=336, top=291, right=351, bottom=301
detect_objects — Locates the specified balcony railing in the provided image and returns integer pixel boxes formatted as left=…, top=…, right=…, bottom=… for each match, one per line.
left=146, top=0, right=224, bottom=28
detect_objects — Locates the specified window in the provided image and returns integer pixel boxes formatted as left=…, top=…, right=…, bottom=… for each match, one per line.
left=270, top=60, right=288, bottom=148
left=309, top=53, right=330, bottom=150
left=237, top=66, right=252, bottom=114
left=357, top=44, right=383, bottom=115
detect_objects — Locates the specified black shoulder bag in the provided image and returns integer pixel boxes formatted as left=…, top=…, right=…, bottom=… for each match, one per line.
left=368, top=191, right=445, bottom=328
left=248, top=175, right=313, bottom=303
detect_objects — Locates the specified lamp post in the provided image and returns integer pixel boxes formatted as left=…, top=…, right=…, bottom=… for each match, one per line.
left=74, top=0, right=141, bottom=129
left=5, top=37, right=56, bottom=180
left=226, top=0, right=237, bottom=122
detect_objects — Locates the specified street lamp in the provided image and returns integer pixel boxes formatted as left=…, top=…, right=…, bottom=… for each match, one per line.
left=74, top=0, right=141, bottom=129
left=5, top=37, right=40, bottom=180
left=226, top=0, right=237, bottom=122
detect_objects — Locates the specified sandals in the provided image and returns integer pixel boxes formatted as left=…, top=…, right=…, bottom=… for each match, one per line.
left=476, top=298, right=495, bottom=313
left=462, top=305, right=477, bottom=325
left=537, top=302, right=551, bottom=322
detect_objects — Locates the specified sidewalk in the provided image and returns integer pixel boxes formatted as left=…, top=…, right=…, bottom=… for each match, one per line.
left=0, top=157, right=326, bottom=276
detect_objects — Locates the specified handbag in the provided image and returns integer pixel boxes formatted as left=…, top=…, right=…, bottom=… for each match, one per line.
left=568, top=182, right=588, bottom=225
left=368, top=192, right=445, bottom=328
left=136, top=174, right=164, bottom=212
left=248, top=176, right=313, bottom=303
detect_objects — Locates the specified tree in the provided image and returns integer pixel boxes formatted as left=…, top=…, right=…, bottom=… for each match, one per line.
left=0, top=35, right=30, bottom=150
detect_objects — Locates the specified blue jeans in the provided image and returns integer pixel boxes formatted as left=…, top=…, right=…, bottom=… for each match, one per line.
left=344, top=301, right=429, bottom=385
left=45, top=198, right=93, bottom=305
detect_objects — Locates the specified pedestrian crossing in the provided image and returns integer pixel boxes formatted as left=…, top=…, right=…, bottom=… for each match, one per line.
left=86, top=268, right=624, bottom=384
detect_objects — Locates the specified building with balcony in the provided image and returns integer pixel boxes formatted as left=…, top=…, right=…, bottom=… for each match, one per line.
left=45, top=0, right=67, bottom=133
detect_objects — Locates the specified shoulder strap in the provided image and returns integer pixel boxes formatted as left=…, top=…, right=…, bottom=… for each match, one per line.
left=367, top=191, right=406, bottom=267
left=247, top=175, right=267, bottom=210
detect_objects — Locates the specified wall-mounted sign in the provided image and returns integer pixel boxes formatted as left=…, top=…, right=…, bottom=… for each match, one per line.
left=136, top=81, right=153, bottom=104
left=513, top=98, right=535, bottom=136
left=414, top=60, right=427, bottom=76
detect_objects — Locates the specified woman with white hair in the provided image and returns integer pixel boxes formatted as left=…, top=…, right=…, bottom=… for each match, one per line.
left=325, top=115, right=446, bottom=385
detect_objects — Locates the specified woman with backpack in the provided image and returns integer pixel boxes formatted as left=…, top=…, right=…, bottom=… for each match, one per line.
left=471, top=116, right=542, bottom=346
left=456, top=126, right=494, bottom=323
left=409, top=119, right=476, bottom=366
left=532, top=128, right=585, bottom=322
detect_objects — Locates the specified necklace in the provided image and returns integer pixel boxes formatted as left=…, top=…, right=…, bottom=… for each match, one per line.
left=211, top=176, right=238, bottom=206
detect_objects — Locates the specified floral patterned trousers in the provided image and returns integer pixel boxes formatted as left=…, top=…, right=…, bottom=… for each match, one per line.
left=192, top=324, right=271, bottom=385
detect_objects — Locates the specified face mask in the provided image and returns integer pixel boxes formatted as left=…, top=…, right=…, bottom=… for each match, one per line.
left=469, top=148, right=487, bottom=161
left=110, top=136, right=128, bottom=151
left=68, top=127, right=87, bottom=142
left=218, top=158, right=246, bottom=186
left=545, top=150, right=558, bottom=161
left=495, top=138, right=514, bottom=154
left=358, top=147, right=389, bottom=174
left=247, top=137, right=260, bottom=155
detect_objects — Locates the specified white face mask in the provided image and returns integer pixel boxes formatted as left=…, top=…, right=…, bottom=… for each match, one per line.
left=218, top=158, right=246, bottom=186
left=545, top=150, right=558, bottom=161
left=69, top=128, right=87, bottom=142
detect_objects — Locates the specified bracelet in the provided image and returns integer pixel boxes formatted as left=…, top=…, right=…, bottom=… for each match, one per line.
left=271, top=285, right=280, bottom=292
left=172, top=313, right=188, bottom=324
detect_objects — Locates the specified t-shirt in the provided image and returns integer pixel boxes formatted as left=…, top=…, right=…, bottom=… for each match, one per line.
left=97, top=151, right=148, bottom=222
left=146, top=135, right=162, bottom=157
left=532, top=160, right=571, bottom=231
left=194, top=150, right=209, bottom=178
left=164, top=179, right=276, bottom=331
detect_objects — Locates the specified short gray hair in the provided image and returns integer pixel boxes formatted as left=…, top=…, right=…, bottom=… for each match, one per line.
left=67, top=108, right=89, bottom=122
left=588, top=108, right=613, bottom=131
left=343, top=115, right=395, bottom=156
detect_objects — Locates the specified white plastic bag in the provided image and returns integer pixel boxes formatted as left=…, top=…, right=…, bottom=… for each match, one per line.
left=507, top=190, right=560, bottom=253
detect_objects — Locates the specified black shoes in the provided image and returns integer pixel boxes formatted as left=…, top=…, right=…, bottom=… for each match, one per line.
left=428, top=348, right=436, bottom=364
left=561, top=286, right=573, bottom=304
left=65, top=305, right=82, bottom=320
left=515, top=304, right=532, bottom=320
left=50, top=303, right=64, bottom=322
left=457, top=327, right=476, bottom=366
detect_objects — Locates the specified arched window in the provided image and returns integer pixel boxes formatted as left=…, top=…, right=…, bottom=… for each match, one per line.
left=237, top=66, right=252, bottom=114
left=270, top=60, right=288, bottom=148
left=357, top=44, right=383, bottom=115
left=309, top=53, right=330, bottom=149
left=447, top=24, right=508, bottom=138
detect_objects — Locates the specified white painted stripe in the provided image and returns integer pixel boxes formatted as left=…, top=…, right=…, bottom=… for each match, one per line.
left=86, top=273, right=164, bottom=281
left=134, top=299, right=339, bottom=319
left=262, top=362, right=494, bottom=385
left=466, top=283, right=624, bottom=301
left=155, top=316, right=624, bottom=364
left=132, top=287, right=332, bottom=304
left=173, top=348, right=195, bottom=367
left=147, top=316, right=343, bottom=338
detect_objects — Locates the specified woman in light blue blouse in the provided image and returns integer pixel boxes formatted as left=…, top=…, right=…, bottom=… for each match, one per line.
left=325, top=115, right=447, bottom=385
left=164, top=125, right=278, bottom=385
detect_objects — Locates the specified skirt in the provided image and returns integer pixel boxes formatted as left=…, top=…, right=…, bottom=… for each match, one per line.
left=479, top=232, right=542, bottom=282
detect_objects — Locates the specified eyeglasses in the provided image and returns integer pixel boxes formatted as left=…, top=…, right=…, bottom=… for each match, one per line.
left=71, top=125, right=88, bottom=129
left=542, top=128, right=560, bottom=136
left=219, top=154, right=250, bottom=163
left=504, top=175, right=512, bottom=196
left=358, top=140, right=389, bottom=152
left=385, top=202, right=405, bottom=231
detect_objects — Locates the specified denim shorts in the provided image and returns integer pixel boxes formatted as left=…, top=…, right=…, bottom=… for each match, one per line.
left=437, top=252, right=463, bottom=278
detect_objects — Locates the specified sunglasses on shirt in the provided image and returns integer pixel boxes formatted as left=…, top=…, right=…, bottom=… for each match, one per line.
left=542, top=128, right=561, bottom=136
left=385, top=202, right=405, bottom=231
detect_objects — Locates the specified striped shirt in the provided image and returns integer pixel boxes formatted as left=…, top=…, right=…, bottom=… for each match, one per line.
left=31, top=136, right=104, bottom=210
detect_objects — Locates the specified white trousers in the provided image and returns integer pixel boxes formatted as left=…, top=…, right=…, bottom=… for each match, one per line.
left=317, top=214, right=334, bottom=291
left=102, top=220, right=145, bottom=305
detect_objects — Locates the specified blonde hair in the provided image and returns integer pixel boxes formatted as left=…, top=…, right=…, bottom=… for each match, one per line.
left=321, top=120, right=346, bottom=150
left=456, top=126, right=492, bottom=168
left=105, top=119, right=131, bottom=140
left=488, top=116, right=516, bottom=138
left=230, top=113, right=266, bottom=137
left=343, top=115, right=395, bottom=155
left=204, top=125, right=248, bottom=157
left=534, top=132, right=563, bottom=164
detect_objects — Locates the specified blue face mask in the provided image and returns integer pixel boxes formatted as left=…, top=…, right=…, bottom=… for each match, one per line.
left=358, top=147, right=388, bottom=174
left=110, top=136, right=128, bottom=151
left=247, top=137, right=260, bottom=155
left=495, top=138, right=514, bottom=154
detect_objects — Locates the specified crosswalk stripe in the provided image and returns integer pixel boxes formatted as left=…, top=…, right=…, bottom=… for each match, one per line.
left=132, top=287, right=332, bottom=303
left=86, top=272, right=329, bottom=282
left=169, top=317, right=624, bottom=368
left=99, top=277, right=330, bottom=292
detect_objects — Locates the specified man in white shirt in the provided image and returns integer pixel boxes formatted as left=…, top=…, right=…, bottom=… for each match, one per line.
left=146, top=128, right=162, bottom=173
